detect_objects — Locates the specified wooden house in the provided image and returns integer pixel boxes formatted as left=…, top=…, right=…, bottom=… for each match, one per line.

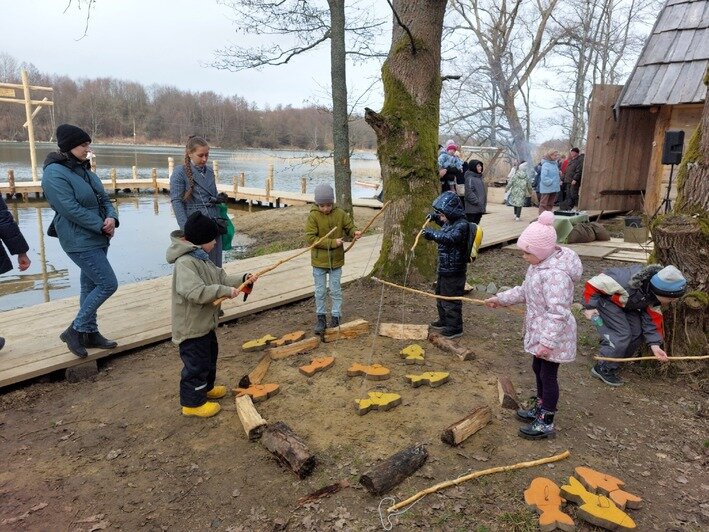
left=579, top=0, right=708, bottom=215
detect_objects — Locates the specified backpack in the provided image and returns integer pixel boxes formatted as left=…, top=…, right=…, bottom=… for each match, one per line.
left=466, top=222, right=484, bottom=263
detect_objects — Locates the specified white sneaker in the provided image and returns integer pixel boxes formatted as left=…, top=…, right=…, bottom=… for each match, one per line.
left=515, top=216, right=521, bottom=221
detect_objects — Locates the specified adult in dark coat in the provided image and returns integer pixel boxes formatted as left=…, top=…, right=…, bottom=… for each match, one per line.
left=562, top=148, right=584, bottom=210
left=0, top=196, right=32, bottom=350
left=463, top=159, right=487, bottom=224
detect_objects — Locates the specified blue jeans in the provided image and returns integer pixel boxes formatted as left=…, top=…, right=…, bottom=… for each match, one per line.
left=66, top=247, right=118, bottom=333
left=312, top=267, right=342, bottom=317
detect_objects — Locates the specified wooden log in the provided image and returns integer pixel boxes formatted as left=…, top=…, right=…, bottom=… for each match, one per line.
left=359, top=444, right=428, bottom=495
left=235, top=394, right=267, bottom=441
left=379, top=322, right=429, bottom=340
left=260, top=421, right=316, bottom=479
left=297, top=480, right=349, bottom=506
left=267, top=336, right=321, bottom=360
left=440, top=405, right=491, bottom=446
left=497, top=376, right=520, bottom=410
left=427, top=332, right=475, bottom=361
left=238, top=352, right=272, bottom=388
left=323, top=318, right=370, bottom=342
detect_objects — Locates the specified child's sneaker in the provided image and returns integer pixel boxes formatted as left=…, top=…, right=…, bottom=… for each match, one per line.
left=206, top=385, right=228, bottom=399
left=440, top=328, right=463, bottom=339
left=182, top=402, right=221, bottom=418
left=519, top=409, right=555, bottom=440
left=516, top=397, right=541, bottom=422
left=591, top=363, right=623, bottom=387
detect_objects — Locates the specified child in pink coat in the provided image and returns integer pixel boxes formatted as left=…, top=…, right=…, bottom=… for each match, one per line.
left=485, top=211, right=582, bottom=439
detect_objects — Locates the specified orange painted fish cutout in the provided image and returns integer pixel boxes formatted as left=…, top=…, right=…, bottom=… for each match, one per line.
left=574, top=466, right=643, bottom=510
left=560, top=477, right=636, bottom=531
left=523, top=477, right=575, bottom=532
left=347, top=363, right=390, bottom=380
left=299, top=356, right=335, bottom=377
left=233, top=383, right=280, bottom=402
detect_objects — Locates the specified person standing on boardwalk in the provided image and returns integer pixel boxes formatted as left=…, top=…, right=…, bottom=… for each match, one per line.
left=538, top=150, right=561, bottom=214
left=306, top=184, right=361, bottom=335
left=0, top=196, right=31, bottom=351
left=505, top=161, right=533, bottom=221
left=170, top=136, right=225, bottom=267
left=463, top=159, right=487, bottom=224
left=42, top=124, right=119, bottom=358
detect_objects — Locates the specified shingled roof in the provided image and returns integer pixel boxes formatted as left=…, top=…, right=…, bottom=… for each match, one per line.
left=616, top=0, right=709, bottom=108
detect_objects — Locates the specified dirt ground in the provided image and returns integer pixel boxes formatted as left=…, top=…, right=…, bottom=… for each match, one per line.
left=1, top=210, right=708, bottom=532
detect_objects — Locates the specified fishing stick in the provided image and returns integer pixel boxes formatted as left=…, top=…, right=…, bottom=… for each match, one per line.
left=345, top=200, right=391, bottom=252
left=594, top=355, right=709, bottom=363
left=213, top=227, right=337, bottom=306
left=371, top=277, right=525, bottom=315
left=410, top=218, right=430, bottom=253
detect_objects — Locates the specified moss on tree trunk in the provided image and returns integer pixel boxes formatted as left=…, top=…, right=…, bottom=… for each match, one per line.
left=365, top=1, right=447, bottom=283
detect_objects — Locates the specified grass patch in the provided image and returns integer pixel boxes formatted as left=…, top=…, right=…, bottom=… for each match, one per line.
left=251, top=240, right=301, bottom=257
left=497, top=509, right=538, bottom=531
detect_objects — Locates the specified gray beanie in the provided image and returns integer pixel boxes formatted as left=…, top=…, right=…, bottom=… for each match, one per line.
left=314, top=184, right=335, bottom=204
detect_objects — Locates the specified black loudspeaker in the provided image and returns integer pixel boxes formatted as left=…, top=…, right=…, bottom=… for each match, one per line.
left=661, top=130, right=685, bottom=165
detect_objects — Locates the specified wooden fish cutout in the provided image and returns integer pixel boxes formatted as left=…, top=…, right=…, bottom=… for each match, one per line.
left=355, top=391, right=402, bottom=415
left=233, top=383, right=280, bottom=402
left=405, top=371, right=450, bottom=388
left=574, top=467, right=642, bottom=510
left=242, top=335, right=278, bottom=352
left=560, top=477, right=636, bottom=531
left=270, top=330, right=306, bottom=348
left=523, top=477, right=575, bottom=532
left=399, top=344, right=425, bottom=365
left=347, top=363, right=390, bottom=381
left=299, top=356, right=335, bottom=377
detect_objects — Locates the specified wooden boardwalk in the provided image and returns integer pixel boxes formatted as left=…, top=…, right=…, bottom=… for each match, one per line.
left=0, top=192, right=608, bottom=388
left=0, top=178, right=383, bottom=209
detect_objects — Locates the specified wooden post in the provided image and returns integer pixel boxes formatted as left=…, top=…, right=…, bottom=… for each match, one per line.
left=265, top=176, right=271, bottom=201
left=90, top=156, right=97, bottom=173
left=110, top=168, right=117, bottom=193
left=644, top=106, right=672, bottom=215
left=232, top=175, right=238, bottom=196
left=151, top=168, right=158, bottom=191
left=7, top=170, right=15, bottom=197
left=20, top=69, right=38, bottom=182
left=268, top=163, right=274, bottom=188
left=132, top=165, right=137, bottom=180
left=213, top=160, right=219, bottom=181
left=168, top=156, right=174, bottom=179
left=301, top=177, right=307, bottom=194
left=239, top=172, right=245, bottom=187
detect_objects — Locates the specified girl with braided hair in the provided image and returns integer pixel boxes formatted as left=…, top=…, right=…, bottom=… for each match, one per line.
left=170, top=136, right=224, bottom=267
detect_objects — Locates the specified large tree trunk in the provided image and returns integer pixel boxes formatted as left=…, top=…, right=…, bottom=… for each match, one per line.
left=328, top=0, right=353, bottom=214
left=650, top=70, right=709, bottom=358
left=365, top=1, right=447, bottom=283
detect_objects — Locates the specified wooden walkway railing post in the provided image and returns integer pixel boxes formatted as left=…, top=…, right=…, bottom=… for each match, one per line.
left=110, top=168, right=117, bottom=194
left=232, top=174, right=238, bottom=196
left=7, top=170, right=15, bottom=198
left=239, top=172, right=245, bottom=187
left=213, top=160, right=220, bottom=181
left=301, top=177, right=307, bottom=194
left=151, top=168, right=158, bottom=192
left=168, top=157, right=174, bottom=180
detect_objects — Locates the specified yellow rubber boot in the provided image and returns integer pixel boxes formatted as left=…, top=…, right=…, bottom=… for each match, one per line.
left=182, top=402, right=221, bottom=418
left=206, top=385, right=228, bottom=400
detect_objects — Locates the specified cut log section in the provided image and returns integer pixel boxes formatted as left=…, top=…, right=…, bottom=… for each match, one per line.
left=267, top=336, right=321, bottom=360
left=235, top=394, right=268, bottom=441
left=440, top=405, right=492, bottom=446
left=323, top=319, right=370, bottom=342
left=497, top=376, right=520, bottom=410
left=379, top=323, right=429, bottom=340
left=427, top=332, right=476, bottom=361
left=359, top=444, right=429, bottom=495
left=238, top=352, right=272, bottom=388
left=260, top=421, right=316, bottom=479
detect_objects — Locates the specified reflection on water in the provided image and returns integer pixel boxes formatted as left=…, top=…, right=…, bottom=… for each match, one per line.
left=0, top=194, right=252, bottom=311
left=0, top=142, right=381, bottom=198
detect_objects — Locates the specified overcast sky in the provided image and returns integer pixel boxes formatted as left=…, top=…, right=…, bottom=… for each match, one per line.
left=1, top=0, right=387, bottom=111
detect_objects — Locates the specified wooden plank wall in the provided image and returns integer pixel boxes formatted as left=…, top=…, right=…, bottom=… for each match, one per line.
left=579, top=85, right=657, bottom=212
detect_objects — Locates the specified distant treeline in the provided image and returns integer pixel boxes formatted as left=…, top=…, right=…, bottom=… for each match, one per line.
left=0, top=61, right=377, bottom=150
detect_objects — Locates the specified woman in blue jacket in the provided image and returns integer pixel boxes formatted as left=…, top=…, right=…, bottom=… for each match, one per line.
left=42, top=124, right=119, bottom=358
left=538, top=150, right=561, bottom=214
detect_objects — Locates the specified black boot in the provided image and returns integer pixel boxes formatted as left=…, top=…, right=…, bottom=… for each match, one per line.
left=516, top=397, right=542, bottom=422
left=519, top=409, right=556, bottom=440
left=60, top=324, right=88, bottom=358
left=330, top=315, right=341, bottom=328
left=314, top=314, right=327, bottom=335
left=83, top=331, right=118, bottom=349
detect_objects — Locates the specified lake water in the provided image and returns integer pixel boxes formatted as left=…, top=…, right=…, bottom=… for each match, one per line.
left=0, top=143, right=382, bottom=311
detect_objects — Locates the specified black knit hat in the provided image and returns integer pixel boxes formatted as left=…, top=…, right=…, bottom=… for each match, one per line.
left=184, top=211, right=219, bottom=245
left=57, top=124, right=92, bottom=153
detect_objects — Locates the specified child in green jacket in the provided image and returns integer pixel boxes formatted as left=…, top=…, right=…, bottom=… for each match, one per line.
left=305, top=184, right=361, bottom=334
left=167, top=211, right=254, bottom=418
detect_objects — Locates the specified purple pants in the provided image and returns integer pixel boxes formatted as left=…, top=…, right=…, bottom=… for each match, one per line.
left=532, top=356, right=560, bottom=412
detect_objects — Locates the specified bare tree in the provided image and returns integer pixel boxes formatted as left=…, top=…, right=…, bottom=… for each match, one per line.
left=365, top=0, right=447, bottom=282
left=447, top=0, right=563, bottom=162
left=212, top=0, right=385, bottom=213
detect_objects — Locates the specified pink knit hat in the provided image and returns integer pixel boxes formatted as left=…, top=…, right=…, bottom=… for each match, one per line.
left=517, top=211, right=558, bottom=260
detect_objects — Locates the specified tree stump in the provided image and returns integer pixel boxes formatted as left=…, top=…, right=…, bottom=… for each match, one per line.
left=359, top=444, right=428, bottom=495
left=260, top=422, right=316, bottom=479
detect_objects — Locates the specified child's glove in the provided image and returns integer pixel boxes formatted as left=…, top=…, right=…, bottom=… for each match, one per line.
left=422, top=229, right=435, bottom=241
left=426, top=212, right=440, bottom=224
